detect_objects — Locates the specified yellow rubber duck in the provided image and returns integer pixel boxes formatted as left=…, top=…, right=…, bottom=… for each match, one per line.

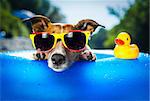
left=114, top=32, right=139, bottom=59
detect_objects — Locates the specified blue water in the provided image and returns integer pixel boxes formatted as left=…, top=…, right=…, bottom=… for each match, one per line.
left=0, top=51, right=149, bottom=101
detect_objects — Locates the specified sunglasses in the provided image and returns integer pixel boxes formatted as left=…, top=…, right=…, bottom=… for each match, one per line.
left=30, top=30, right=91, bottom=52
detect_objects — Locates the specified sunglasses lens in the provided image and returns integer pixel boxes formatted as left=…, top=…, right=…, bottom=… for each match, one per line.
left=64, top=32, right=86, bottom=50
left=34, top=34, right=54, bottom=51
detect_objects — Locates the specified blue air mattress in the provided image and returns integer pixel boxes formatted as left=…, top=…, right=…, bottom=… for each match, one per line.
left=0, top=50, right=149, bottom=100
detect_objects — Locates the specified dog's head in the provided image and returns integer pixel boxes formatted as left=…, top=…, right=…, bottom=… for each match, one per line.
left=24, top=16, right=102, bottom=72
left=46, top=23, right=79, bottom=72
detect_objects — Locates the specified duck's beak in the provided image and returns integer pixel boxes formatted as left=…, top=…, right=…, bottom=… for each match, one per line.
left=115, top=38, right=124, bottom=45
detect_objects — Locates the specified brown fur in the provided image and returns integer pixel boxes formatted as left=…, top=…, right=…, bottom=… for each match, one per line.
left=24, top=15, right=103, bottom=72
left=74, top=19, right=105, bottom=34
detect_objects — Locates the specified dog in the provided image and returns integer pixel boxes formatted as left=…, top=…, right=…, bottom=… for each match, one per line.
left=24, top=15, right=104, bottom=72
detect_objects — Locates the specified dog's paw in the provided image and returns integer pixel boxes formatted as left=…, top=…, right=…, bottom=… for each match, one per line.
left=33, top=52, right=46, bottom=60
left=79, top=50, right=96, bottom=61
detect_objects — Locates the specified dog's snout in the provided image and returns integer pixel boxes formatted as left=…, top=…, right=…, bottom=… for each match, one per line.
left=51, top=54, right=66, bottom=65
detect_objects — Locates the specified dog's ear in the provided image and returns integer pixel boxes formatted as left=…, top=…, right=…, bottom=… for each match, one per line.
left=23, top=15, right=52, bottom=33
left=74, top=19, right=105, bottom=34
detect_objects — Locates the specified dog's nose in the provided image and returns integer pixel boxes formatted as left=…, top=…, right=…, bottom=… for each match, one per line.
left=51, top=54, right=66, bottom=65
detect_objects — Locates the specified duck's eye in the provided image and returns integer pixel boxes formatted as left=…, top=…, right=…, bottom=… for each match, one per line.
left=127, top=38, right=128, bottom=40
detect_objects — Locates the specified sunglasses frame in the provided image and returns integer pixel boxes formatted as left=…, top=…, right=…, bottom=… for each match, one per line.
left=30, top=30, right=91, bottom=52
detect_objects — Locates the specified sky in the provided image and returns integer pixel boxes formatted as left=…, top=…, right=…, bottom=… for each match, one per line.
left=51, top=0, right=135, bottom=30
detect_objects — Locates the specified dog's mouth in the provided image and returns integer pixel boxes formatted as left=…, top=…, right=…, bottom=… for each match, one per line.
left=49, top=63, right=69, bottom=72
left=51, top=65, right=67, bottom=72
